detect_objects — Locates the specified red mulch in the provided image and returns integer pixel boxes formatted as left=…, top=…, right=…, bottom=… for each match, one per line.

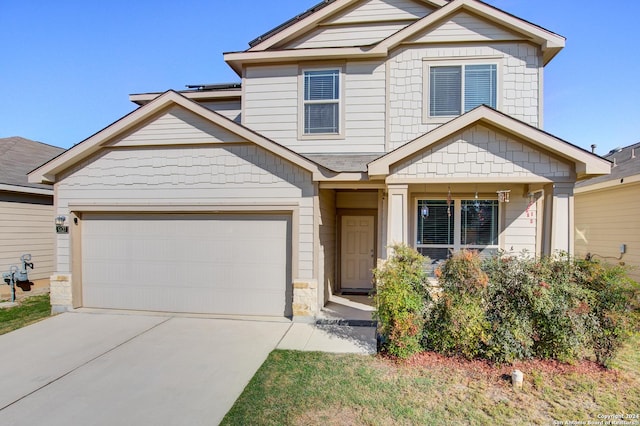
left=381, top=351, right=618, bottom=381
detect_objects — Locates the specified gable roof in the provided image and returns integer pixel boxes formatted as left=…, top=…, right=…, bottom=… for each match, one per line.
left=247, top=0, right=447, bottom=50
left=28, top=91, right=330, bottom=185
left=225, top=0, right=564, bottom=74
left=368, top=106, right=610, bottom=179
left=0, top=137, right=65, bottom=194
left=576, top=142, right=640, bottom=190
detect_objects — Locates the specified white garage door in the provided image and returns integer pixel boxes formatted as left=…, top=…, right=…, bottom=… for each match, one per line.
left=81, top=213, right=291, bottom=316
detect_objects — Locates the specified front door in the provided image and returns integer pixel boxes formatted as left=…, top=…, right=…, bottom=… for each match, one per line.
left=340, top=215, right=375, bottom=291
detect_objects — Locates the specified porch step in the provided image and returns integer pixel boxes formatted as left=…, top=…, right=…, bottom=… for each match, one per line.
left=316, top=318, right=377, bottom=327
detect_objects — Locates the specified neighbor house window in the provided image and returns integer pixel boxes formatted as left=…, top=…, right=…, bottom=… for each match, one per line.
left=429, top=64, right=497, bottom=117
left=303, top=69, right=340, bottom=134
left=416, top=198, right=499, bottom=263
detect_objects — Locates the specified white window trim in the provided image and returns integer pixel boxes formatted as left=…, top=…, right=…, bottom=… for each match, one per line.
left=414, top=197, right=501, bottom=255
left=422, top=57, right=503, bottom=125
left=298, top=65, right=345, bottom=140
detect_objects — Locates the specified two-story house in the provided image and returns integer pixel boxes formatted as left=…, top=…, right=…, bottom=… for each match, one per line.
left=30, top=0, right=610, bottom=318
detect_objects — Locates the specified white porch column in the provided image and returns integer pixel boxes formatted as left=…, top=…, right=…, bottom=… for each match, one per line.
left=545, top=183, right=575, bottom=255
left=386, top=184, right=409, bottom=247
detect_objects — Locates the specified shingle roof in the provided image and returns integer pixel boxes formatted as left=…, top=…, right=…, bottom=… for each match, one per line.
left=576, top=142, right=639, bottom=188
left=0, top=137, right=65, bottom=191
left=302, top=153, right=382, bottom=172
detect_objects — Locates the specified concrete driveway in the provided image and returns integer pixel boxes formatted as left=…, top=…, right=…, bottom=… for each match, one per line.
left=0, top=310, right=291, bottom=426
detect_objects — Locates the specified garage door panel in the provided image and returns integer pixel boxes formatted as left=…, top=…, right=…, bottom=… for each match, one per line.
left=82, top=214, right=291, bottom=316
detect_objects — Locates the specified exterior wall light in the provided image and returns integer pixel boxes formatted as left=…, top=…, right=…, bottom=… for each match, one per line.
left=497, top=190, right=511, bottom=203
left=55, top=216, right=69, bottom=234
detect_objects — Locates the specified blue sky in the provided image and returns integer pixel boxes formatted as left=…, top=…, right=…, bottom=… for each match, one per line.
left=1, top=0, right=638, bottom=155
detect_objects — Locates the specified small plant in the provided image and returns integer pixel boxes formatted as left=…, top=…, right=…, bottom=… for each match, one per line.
left=373, top=244, right=431, bottom=358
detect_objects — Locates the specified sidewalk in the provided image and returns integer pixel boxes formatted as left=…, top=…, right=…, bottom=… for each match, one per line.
left=277, top=294, right=378, bottom=355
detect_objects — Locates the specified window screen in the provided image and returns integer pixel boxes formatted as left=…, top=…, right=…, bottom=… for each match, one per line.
left=429, top=64, right=497, bottom=117
left=464, top=64, right=497, bottom=112
left=303, top=70, right=339, bottom=134
left=429, top=66, right=462, bottom=117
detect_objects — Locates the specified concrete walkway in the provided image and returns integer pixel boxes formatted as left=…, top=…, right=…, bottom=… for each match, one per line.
left=0, top=311, right=290, bottom=426
left=278, top=323, right=376, bottom=354
left=0, top=309, right=376, bottom=425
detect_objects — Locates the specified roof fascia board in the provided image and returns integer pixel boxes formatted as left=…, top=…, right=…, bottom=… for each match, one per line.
left=224, top=46, right=385, bottom=75
left=0, top=183, right=53, bottom=195
left=368, top=106, right=609, bottom=177
left=377, top=0, right=564, bottom=62
left=575, top=174, right=640, bottom=194
left=129, top=89, right=242, bottom=106
left=29, top=91, right=325, bottom=184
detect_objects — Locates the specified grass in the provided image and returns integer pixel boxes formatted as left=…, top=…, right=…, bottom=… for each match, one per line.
left=0, top=294, right=52, bottom=335
left=222, top=333, right=640, bottom=425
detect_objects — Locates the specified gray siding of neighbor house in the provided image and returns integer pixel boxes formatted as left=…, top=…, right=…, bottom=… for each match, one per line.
left=0, top=192, right=55, bottom=280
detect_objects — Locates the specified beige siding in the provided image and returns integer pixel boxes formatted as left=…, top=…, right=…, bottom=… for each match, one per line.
left=243, top=61, right=386, bottom=154
left=503, top=188, right=537, bottom=255
left=115, top=106, right=242, bottom=147
left=575, top=182, right=640, bottom=282
left=55, top=144, right=315, bottom=282
left=328, top=0, right=434, bottom=24
left=388, top=43, right=541, bottom=150
left=0, top=195, right=55, bottom=280
left=199, top=100, right=241, bottom=123
left=243, top=64, right=298, bottom=145
left=286, top=23, right=407, bottom=49
left=411, top=11, right=522, bottom=43
left=390, top=124, right=572, bottom=180
left=319, top=189, right=336, bottom=303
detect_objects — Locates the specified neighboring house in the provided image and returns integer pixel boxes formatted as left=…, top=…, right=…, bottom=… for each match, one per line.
left=0, top=137, right=65, bottom=281
left=575, top=143, right=639, bottom=282
left=29, top=0, right=610, bottom=317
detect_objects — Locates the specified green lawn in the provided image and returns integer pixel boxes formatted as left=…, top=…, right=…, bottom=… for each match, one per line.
left=0, top=294, right=52, bottom=335
left=222, top=333, right=640, bottom=425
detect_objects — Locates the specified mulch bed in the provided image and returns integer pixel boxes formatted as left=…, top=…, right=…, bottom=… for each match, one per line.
left=383, top=351, right=617, bottom=380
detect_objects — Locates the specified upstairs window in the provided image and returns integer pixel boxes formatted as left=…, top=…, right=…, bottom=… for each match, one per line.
left=429, top=64, right=497, bottom=117
left=303, top=69, right=340, bottom=134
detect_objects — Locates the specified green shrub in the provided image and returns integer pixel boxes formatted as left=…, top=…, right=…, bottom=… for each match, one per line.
left=424, top=250, right=490, bottom=359
left=425, top=251, right=638, bottom=365
left=424, top=291, right=489, bottom=359
left=373, top=244, right=431, bottom=358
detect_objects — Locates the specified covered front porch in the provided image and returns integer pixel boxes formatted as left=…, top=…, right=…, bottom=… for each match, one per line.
left=314, top=107, right=610, bottom=315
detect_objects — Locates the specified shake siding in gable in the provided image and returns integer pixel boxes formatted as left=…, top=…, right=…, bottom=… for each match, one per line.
left=390, top=125, right=571, bottom=180
left=243, top=62, right=386, bottom=154
left=388, top=43, right=541, bottom=150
